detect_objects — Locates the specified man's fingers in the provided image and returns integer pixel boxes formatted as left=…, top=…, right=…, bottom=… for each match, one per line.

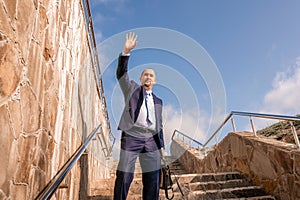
left=133, top=34, right=138, bottom=42
left=124, top=32, right=137, bottom=53
left=130, top=33, right=137, bottom=43
left=127, top=32, right=137, bottom=42
left=130, top=32, right=135, bottom=40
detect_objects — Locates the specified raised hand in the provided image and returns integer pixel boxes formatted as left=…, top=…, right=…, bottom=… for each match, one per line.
left=123, top=32, right=138, bottom=54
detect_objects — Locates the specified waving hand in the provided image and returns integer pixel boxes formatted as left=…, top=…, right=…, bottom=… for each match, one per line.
left=123, top=32, right=138, bottom=54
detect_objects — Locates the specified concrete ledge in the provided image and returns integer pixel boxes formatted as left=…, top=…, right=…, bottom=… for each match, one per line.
left=170, top=132, right=300, bottom=200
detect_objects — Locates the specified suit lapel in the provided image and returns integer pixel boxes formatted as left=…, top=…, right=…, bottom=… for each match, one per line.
left=152, top=93, right=160, bottom=131
left=133, top=86, right=145, bottom=123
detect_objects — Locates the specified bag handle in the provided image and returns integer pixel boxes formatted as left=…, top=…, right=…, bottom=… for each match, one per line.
left=160, top=156, right=185, bottom=199
left=171, top=171, right=185, bottom=198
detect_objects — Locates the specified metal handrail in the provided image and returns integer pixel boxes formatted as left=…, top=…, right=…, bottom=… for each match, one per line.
left=81, top=0, right=115, bottom=155
left=171, top=130, right=203, bottom=147
left=172, top=111, right=300, bottom=150
left=35, top=124, right=102, bottom=200
left=203, top=111, right=300, bottom=148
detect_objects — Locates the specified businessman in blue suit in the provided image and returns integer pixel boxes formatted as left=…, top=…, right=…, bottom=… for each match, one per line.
left=113, top=32, right=165, bottom=200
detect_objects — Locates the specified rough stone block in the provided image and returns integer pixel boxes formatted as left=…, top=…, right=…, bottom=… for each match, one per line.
left=294, top=151, right=300, bottom=176
left=236, top=158, right=250, bottom=174
left=43, top=63, right=54, bottom=90
left=42, top=87, right=58, bottom=133
left=28, top=167, right=46, bottom=199
left=27, top=42, right=44, bottom=104
left=250, top=146, right=276, bottom=180
left=261, top=179, right=278, bottom=194
left=0, top=105, right=14, bottom=195
left=15, top=135, right=37, bottom=184
left=231, top=135, right=247, bottom=159
left=10, top=183, right=28, bottom=200
left=20, top=84, right=41, bottom=132
left=0, top=5, right=14, bottom=38
left=8, top=100, right=23, bottom=139
left=3, top=0, right=17, bottom=20
left=16, top=0, right=35, bottom=62
left=295, top=182, right=300, bottom=199
left=33, top=141, right=47, bottom=172
left=0, top=39, right=22, bottom=101
left=274, top=148, right=293, bottom=174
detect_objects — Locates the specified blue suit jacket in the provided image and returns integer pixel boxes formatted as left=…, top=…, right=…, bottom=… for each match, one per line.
left=116, top=54, right=165, bottom=149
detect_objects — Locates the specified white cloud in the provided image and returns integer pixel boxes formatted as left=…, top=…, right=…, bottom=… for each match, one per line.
left=261, top=57, right=300, bottom=115
left=250, top=57, right=300, bottom=131
left=162, top=104, right=208, bottom=148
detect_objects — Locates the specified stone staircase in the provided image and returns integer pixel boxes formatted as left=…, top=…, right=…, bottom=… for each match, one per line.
left=89, top=156, right=276, bottom=200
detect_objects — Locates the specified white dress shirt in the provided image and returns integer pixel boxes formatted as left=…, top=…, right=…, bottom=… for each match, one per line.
left=135, top=91, right=156, bottom=130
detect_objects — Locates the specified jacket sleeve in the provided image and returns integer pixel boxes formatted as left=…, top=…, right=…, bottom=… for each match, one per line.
left=158, top=99, right=165, bottom=149
left=116, top=54, right=129, bottom=80
left=159, top=129, right=165, bottom=149
left=116, top=54, right=131, bottom=95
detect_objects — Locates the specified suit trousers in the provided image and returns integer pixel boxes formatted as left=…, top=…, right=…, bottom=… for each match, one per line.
left=113, top=131, right=161, bottom=200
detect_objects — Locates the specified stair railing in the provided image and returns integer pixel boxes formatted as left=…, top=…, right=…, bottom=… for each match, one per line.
left=81, top=0, right=116, bottom=156
left=172, top=129, right=204, bottom=149
left=35, top=124, right=102, bottom=200
left=172, top=111, right=300, bottom=150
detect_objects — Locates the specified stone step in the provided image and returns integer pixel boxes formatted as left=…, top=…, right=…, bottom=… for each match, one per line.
left=88, top=158, right=276, bottom=200
left=160, top=186, right=274, bottom=200
left=173, top=171, right=244, bottom=184
left=94, top=193, right=276, bottom=200
left=119, top=173, right=253, bottom=195
left=189, top=178, right=253, bottom=191
left=89, top=193, right=276, bottom=200
left=224, top=196, right=276, bottom=200
left=126, top=171, right=244, bottom=188
left=91, top=171, right=254, bottom=195
left=89, top=179, right=274, bottom=200
left=190, top=186, right=268, bottom=199
left=110, top=186, right=275, bottom=200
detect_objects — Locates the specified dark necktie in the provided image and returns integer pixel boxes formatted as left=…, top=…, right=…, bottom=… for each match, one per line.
left=145, top=93, right=153, bottom=125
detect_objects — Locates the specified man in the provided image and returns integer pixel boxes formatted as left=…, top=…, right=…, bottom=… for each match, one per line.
left=113, top=32, right=165, bottom=200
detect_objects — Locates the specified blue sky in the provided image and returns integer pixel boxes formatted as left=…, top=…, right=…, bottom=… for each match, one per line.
left=89, top=0, right=300, bottom=148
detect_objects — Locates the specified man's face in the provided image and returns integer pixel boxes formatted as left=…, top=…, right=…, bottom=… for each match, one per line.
left=140, top=68, right=156, bottom=89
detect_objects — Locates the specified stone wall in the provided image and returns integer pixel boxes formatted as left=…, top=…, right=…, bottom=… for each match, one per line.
left=0, top=0, right=110, bottom=199
left=171, top=132, right=300, bottom=200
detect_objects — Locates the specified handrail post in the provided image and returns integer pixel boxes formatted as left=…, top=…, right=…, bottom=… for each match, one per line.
left=215, top=136, right=219, bottom=146
left=290, top=121, right=300, bottom=149
left=231, top=117, right=236, bottom=132
left=250, top=116, right=257, bottom=137
left=171, top=130, right=176, bottom=140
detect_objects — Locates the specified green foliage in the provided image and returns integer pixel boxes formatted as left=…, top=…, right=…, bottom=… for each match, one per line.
left=257, top=114, right=300, bottom=143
